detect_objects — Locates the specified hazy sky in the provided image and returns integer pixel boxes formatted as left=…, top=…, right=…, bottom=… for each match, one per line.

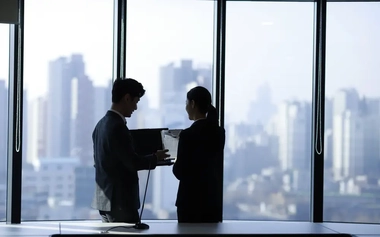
left=0, top=0, right=379, bottom=123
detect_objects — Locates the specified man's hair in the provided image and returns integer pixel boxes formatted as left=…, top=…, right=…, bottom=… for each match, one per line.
left=112, top=78, right=145, bottom=103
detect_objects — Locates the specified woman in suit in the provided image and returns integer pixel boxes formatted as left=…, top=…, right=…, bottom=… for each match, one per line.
left=173, top=86, right=226, bottom=223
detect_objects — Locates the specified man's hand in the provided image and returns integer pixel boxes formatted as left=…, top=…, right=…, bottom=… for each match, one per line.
left=155, top=149, right=170, bottom=161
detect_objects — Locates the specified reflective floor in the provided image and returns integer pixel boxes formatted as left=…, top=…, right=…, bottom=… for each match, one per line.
left=0, top=221, right=379, bottom=236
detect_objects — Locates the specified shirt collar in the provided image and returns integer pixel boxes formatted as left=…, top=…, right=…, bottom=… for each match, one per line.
left=194, top=117, right=206, bottom=122
left=109, top=109, right=126, bottom=124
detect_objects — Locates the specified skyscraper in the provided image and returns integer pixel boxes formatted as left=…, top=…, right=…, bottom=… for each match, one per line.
left=361, top=98, right=380, bottom=175
left=0, top=80, right=7, bottom=179
left=27, top=96, right=48, bottom=164
left=332, top=88, right=363, bottom=180
left=93, top=81, right=112, bottom=127
left=159, top=60, right=212, bottom=129
left=71, top=74, right=94, bottom=164
left=277, top=101, right=312, bottom=171
left=153, top=59, right=212, bottom=216
left=23, top=89, right=28, bottom=164
left=248, top=82, right=277, bottom=126
left=47, top=57, right=72, bottom=158
left=47, top=54, right=91, bottom=160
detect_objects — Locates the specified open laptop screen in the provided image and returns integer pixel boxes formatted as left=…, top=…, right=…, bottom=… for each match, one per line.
left=129, top=128, right=168, bottom=156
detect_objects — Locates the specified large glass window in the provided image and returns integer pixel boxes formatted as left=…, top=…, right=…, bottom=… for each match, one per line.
left=323, top=2, right=380, bottom=223
left=22, top=0, right=113, bottom=220
left=224, top=2, right=314, bottom=220
left=0, top=24, right=9, bottom=221
left=126, top=0, right=215, bottom=219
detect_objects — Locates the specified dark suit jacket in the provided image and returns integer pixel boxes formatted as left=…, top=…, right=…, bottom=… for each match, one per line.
left=173, top=119, right=225, bottom=210
left=91, top=111, right=157, bottom=212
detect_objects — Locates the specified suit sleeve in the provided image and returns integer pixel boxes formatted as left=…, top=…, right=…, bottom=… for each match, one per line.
left=111, top=124, right=157, bottom=172
left=220, top=128, right=226, bottom=150
left=217, top=128, right=226, bottom=179
left=172, top=130, right=191, bottom=180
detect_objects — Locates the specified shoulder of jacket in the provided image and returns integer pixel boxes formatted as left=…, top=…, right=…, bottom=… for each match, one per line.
left=179, top=128, right=191, bottom=137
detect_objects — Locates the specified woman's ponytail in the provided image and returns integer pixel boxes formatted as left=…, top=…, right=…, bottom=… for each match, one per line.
left=207, top=104, right=218, bottom=125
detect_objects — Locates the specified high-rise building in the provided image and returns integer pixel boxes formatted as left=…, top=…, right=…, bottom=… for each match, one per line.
left=361, top=98, right=380, bottom=176
left=0, top=81, right=28, bottom=168
left=47, top=54, right=93, bottom=160
left=23, top=89, right=28, bottom=164
left=152, top=60, right=212, bottom=216
left=324, top=129, right=333, bottom=170
left=47, top=57, right=73, bottom=158
left=0, top=80, right=7, bottom=179
left=159, top=60, right=212, bottom=129
left=71, top=74, right=94, bottom=165
left=248, top=82, right=277, bottom=126
left=93, top=81, right=112, bottom=127
left=325, top=98, right=333, bottom=130
left=277, top=101, right=312, bottom=171
left=332, top=88, right=363, bottom=180
left=27, top=96, right=48, bottom=164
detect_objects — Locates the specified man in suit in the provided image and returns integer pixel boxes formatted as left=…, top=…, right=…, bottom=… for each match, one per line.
left=91, top=78, right=169, bottom=223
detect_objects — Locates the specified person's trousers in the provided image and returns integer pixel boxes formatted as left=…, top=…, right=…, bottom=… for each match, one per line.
left=177, top=207, right=220, bottom=223
left=99, top=208, right=139, bottom=223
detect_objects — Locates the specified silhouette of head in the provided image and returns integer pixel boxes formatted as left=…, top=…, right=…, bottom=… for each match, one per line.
left=112, top=78, right=145, bottom=117
left=186, top=86, right=218, bottom=124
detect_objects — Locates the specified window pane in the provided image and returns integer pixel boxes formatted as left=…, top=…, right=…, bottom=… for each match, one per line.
left=0, top=24, right=9, bottom=221
left=126, top=0, right=215, bottom=219
left=224, top=2, right=314, bottom=220
left=23, top=0, right=113, bottom=220
left=324, top=2, right=380, bottom=223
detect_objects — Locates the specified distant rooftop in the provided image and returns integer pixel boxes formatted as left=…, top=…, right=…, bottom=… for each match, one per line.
left=37, top=157, right=80, bottom=165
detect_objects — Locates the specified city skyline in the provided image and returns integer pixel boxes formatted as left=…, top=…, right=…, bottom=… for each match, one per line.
left=0, top=54, right=379, bottom=221
left=1, top=1, right=380, bottom=124
left=2, top=54, right=378, bottom=119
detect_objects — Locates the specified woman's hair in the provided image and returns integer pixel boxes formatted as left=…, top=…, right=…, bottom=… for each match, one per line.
left=187, top=86, right=218, bottom=124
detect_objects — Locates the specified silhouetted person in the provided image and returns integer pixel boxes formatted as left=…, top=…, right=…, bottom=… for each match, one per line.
left=91, top=78, right=169, bottom=223
left=173, top=86, right=225, bottom=223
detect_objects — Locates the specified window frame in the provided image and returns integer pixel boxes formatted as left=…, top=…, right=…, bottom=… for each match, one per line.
left=6, top=0, right=379, bottom=224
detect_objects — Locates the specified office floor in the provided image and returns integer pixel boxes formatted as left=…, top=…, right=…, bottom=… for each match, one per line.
left=0, top=220, right=379, bottom=236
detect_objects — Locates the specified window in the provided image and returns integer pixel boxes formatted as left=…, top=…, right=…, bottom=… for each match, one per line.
left=223, top=2, right=314, bottom=220
left=0, top=23, right=9, bottom=221
left=22, top=0, right=113, bottom=220
left=323, top=2, right=380, bottom=223
left=126, top=0, right=215, bottom=219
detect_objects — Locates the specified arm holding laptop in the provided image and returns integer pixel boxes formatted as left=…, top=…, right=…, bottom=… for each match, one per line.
left=111, top=123, right=170, bottom=171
